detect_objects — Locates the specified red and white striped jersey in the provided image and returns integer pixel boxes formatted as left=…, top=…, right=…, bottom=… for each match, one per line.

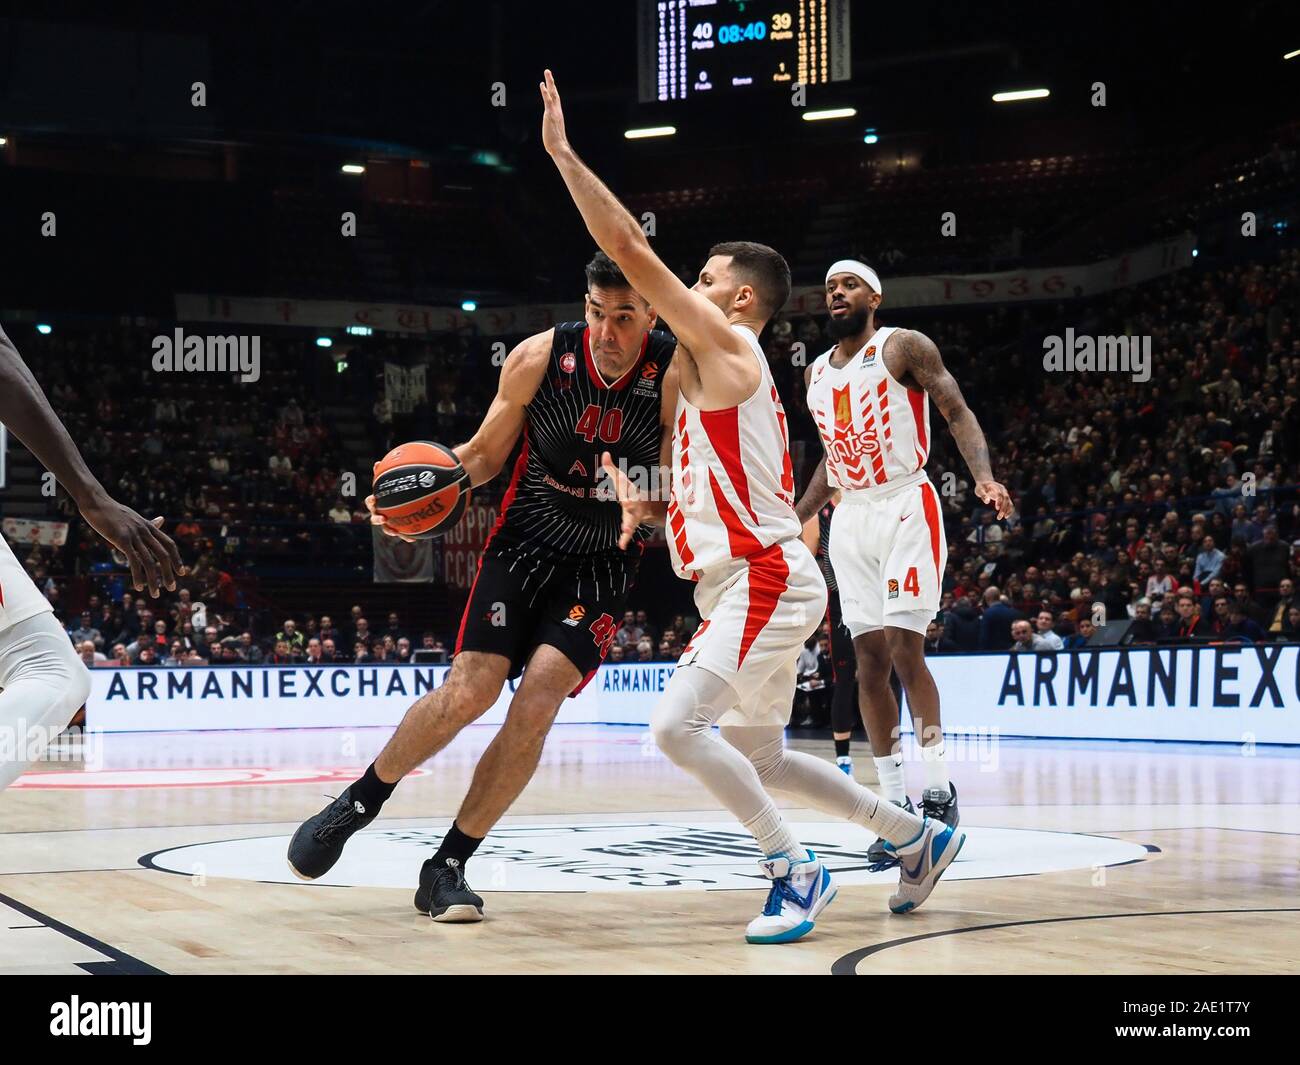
left=807, top=326, right=931, bottom=491
left=666, top=326, right=800, bottom=579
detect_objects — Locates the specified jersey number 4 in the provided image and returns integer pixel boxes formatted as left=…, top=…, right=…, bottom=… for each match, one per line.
left=590, top=613, right=618, bottom=656
left=576, top=405, right=622, bottom=444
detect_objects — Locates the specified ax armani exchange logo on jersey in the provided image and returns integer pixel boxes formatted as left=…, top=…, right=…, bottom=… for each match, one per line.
left=143, top=821, right=1149, bottom=892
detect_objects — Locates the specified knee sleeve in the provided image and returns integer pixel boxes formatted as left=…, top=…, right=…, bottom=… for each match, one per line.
left=721, top=725, right=787, bottom=785
left=650, top=665, right=738, bottom=767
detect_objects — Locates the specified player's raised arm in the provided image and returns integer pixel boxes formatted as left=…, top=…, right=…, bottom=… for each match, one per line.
left=892, top=328, right=1013, bottom=519
left=0, top=324, right=184, bottom=596
left=538, top=70, right=743, bottom=365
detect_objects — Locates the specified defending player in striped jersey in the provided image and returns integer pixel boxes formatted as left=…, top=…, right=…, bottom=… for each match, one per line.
left=541, top=70, right=965, bottom=943
left=288, top=253, right=680, bottom=920
left=795, top=260, right=1013, bottom=864
left=0, top=324, right=183, bottom=794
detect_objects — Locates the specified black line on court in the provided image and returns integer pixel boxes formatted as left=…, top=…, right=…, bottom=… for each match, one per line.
left=830, top=907, right=1300, bottom=974
left=0, top=891, right=167, bottom=975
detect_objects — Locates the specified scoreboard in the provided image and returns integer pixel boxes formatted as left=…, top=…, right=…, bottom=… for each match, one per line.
left=638, top=0, right=851, bottom=103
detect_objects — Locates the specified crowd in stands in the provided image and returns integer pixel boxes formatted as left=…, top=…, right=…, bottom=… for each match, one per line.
left=7, top=246, right=1298, bottom=706
left=60, top=590, right=448, bottom=669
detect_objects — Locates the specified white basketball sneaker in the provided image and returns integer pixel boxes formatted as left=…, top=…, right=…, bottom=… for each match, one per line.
left=882, top=817, right=966, bottom=914
left=745, top=851, right=837, bottom=944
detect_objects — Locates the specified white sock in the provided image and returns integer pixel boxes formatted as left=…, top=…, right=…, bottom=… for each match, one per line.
left=873, top=754, right=906, bottom=805
left=920, top=739, right=949, bottom=794
left=744, top=803, right=810, bottom=864
left=852, top=789, right=925, bottom=847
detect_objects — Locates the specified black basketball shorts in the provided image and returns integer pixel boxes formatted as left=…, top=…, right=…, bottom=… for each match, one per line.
left=453, top=539, right=639, bottom=696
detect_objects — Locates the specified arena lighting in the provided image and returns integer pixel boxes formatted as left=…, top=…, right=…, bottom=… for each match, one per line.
left=0, top=136, right=7, bottom=146
left=863, top=134, right=879, bottom=144
left=315, top=337, right=333, bottom=348
left=992, top=88, right=1050, bottom=102
left=346, top=325, right=373, bottom=336
left=1284, top=48, right=1300, bottom=60
left=461, top=300, right=478, bottom=312
left=1192, top=248, right=1199, bottom=258
left=624, top=126, right=676, bottom=139
left=340, top=163, right=365, bottom=174
left=35, top=323, right=52, bottom=335
left=802, top=107, right=857, bottom=121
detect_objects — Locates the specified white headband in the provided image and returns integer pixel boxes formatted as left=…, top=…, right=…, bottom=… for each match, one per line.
left=825, top=259, right=882, bottom=295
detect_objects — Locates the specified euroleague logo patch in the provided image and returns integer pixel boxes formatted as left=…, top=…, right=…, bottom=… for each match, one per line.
left=418, top=470, right=436, bottom=488
left=862, top=344, right=877, bottom=365
left=563, top=603, right=587, bottom=626
left=887, top=577, right=900, bottom=599
left=640, top=360, right=659, bottom=380
left=560, top=352, right=577, bottom=373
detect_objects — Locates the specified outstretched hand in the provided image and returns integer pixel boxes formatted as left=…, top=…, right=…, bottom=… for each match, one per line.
left=601, top=451, right=657, bottom=551
left=539, top=68, right=570, bottom=156
left=82, top=501, right=185, bottom=597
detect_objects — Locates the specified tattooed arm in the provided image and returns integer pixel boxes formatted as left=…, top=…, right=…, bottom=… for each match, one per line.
left=892, top=328, right=1013, bottom=519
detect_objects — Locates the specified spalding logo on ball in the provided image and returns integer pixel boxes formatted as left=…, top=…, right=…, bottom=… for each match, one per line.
left=372, top=441, right=470, bottom=539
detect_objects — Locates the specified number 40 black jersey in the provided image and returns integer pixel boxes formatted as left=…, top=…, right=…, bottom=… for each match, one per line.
left=490, top=321, right=676, bottom=560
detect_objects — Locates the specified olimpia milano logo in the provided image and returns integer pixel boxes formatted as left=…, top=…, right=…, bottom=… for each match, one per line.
left=142, top=820, right=1149, bottom=892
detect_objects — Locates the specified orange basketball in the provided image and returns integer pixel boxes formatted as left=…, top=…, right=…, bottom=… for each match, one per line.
left=371, top=441, right=470, bottom=539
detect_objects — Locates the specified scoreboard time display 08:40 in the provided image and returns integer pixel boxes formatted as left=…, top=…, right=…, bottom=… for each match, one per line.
left=637, top=0, right=851, bottom=103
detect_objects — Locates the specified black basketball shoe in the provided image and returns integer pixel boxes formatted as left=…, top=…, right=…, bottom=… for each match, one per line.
left=287, top=786, right=377, bottom=880
left=866, top=796, right=916, bottom=871
left=414, top=857, right=484, bottom=922
left=921, top=781, right=960, bottom=829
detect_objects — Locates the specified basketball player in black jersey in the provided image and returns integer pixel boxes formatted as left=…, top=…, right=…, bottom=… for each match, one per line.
left=288, top=252, right=679, bottom=920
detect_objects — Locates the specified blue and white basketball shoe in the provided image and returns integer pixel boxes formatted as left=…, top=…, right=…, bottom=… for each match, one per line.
left=745, top=851, right=837, bottom=944
left=882, top=817, right=966, bottom=914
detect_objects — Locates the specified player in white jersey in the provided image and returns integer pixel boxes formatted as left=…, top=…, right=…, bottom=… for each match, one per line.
left=795, top=260, right=1012, bottom=864
left=541, top=72, right=964, bottom=941
left=0, top=324, right=183, bottom=791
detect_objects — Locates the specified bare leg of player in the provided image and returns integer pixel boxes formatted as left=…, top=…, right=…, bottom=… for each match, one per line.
left=407, top=645, right=583, bottom=921
left=853, top=630, right=909, bottom=804
left=885, top=626, right=958, bottom=826
left=286, top=650, right=508, bottom=882
left=373, top=651, right=511, bottom=781
left=452, top=645, right=580, bottom=838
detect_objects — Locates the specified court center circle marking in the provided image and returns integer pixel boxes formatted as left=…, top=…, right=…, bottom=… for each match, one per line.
left=140, top=820, right=1150, bottom=892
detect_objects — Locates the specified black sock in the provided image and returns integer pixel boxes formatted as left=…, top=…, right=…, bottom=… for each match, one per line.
left=834, top=738, right=851, bottom=758
left=433, top=821, right=484, bottom=868
left=350, top=762, right=397, bottom=813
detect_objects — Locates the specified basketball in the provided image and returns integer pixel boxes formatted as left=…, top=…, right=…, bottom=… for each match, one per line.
left=371, top=440, right=470, bottom=539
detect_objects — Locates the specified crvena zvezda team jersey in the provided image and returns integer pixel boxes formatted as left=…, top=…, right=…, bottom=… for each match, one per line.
left=666, top=325, right=800, bottom=579
left=806, top=326, right=932, bottom=490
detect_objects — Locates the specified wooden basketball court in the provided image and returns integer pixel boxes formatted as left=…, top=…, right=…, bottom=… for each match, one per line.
left=2, top=725, right=1297, bottom=974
